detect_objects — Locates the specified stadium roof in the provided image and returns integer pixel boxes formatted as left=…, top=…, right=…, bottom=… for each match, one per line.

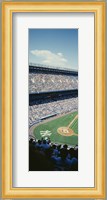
left=29, top=63, right=78, bottom=73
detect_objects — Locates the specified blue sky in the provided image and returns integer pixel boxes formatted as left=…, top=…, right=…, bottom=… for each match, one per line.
left=29, top=29, right=78, bottom=70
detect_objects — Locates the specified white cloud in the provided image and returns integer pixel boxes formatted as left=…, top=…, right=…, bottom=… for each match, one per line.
left=57, top=52, right=63, bottom=57
left=30, top=49, right=68, bottom=67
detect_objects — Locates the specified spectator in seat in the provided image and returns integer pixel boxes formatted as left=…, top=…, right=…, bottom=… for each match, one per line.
left=35, top=139, right=42, bottom=149
left=41, top=139, right=50, bottom=150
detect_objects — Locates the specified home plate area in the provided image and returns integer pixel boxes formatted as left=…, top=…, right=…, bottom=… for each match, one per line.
left=57, top=114, right=78, bottom=136
left=57, top=127, right=75, bottom=136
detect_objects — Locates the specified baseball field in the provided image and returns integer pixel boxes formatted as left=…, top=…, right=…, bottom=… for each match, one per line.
left=33, top=111, right=78, bottom=146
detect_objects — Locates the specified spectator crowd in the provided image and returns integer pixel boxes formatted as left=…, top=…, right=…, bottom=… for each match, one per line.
left=29, top=97, right=78, bottom=126
left=29, top=137, right=78, bottom=171
left=29, top=73, right=78, bottom=93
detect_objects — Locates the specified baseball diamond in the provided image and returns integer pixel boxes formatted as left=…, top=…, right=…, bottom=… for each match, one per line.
left=33, top=111, right=78, bottom=146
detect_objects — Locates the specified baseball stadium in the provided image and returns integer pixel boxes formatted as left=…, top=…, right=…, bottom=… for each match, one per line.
left=29, top=63, right=78, bottom=171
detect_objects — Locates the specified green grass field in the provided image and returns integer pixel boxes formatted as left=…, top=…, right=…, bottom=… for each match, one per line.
left=33, top=111, right=78, bottom=146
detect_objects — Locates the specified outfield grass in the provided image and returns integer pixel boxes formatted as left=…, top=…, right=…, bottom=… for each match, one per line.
left=33, top=111, right=78, bottom=146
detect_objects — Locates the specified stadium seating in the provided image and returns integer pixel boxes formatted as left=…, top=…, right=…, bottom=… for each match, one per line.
left=29, top=137, right=78, bottom=171
left=29, top=97, right=78, bottom=126
left=29, top=65, right=78, bottom=126
left=29, top=73, right=78, bottom=93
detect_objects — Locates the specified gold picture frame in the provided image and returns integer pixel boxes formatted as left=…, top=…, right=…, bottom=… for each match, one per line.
left=2, top=2, right=105, bottom=198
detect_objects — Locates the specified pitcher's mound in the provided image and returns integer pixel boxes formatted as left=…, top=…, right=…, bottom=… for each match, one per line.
left=57, top=127, right=75, bottom=136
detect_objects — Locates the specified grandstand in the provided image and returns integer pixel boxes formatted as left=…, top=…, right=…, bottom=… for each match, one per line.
left=29, top=97, right=78, bottom=126
left=29, top=63, right=78, bottom=93
left=29, top=63, right=78, bottom=171
left=29, top=63, right=78, bottom=127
